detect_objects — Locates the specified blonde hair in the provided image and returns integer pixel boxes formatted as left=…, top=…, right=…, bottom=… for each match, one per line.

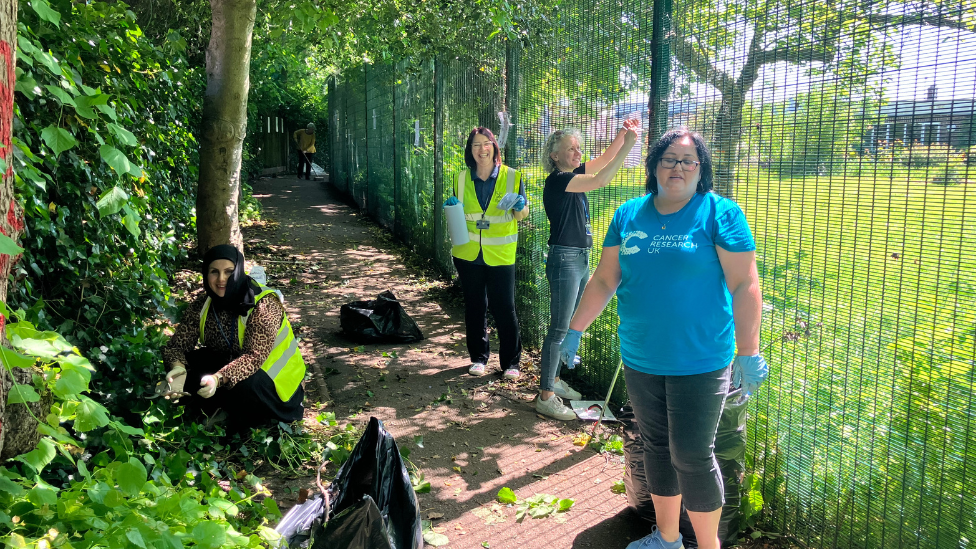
left=541, top=129, right=583, bottom=173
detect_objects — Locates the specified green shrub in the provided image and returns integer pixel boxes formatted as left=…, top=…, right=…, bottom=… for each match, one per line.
left=0, top=300, right=282, bottom=548
left=10, top=1, right=203, bottom=416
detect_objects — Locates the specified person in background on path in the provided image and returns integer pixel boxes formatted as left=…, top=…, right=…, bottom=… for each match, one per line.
left=535, top=120, right=640, bottom=421
left=444, top=127, right=528, bottom=380
left=157, top=245, right=306, bottom=431
left=294, top=123, right=316, bottom=180
left=558, top=128, right=768, bottom=549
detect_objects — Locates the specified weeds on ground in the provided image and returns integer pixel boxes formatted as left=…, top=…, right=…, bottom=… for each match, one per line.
left=496, top=487, right=575, bottom=522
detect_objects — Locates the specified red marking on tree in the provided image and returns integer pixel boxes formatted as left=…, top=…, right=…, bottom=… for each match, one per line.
left=6, top=199, right=22, bottom=231
left=0, top=40, right=14, bottom=177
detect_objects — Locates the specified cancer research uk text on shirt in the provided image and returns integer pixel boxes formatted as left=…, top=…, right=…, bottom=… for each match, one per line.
left=603, top=192, right=755, bottom=376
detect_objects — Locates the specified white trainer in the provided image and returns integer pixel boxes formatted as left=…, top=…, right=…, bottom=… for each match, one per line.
left=553, top=379, right=582, bottom=400
left=535, top=395, right=577, bottom=421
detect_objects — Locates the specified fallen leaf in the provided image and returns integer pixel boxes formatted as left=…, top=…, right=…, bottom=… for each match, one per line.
left=428, top=512, right=444, bottom=520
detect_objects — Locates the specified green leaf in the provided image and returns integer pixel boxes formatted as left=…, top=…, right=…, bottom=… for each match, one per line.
left=74, top=396, right=111, bottom=431
left=43, top=84, right=75, bottom=106
left=557, top=498, right=574, bottom=511
left=126, top=529, right=147, bottom=549
left=31, top=0, right=62, bottom=26
left=414, top=434, right=424, bottom=448
left=104, top=488, right=125, bottom=507
left=121, top=204, right=142, bottom=237
left=15, top=438, right=56, bottom=473
left=208, top=497, right=240, bottom=518
left=497, top=487, right=517, bottom=504
left=0, top=476, right=25, bottom=496
left=74, top=95, right=103, bottom=119
left=14, top=74, right=40, bottom=96
left=28, top=486, right=58, bottom=506
left=528, top=505, right=552, bottom=518
left=191, top=522, right=227, bottom=549
left=61, top=353, right=95, bottom=371
left=263, top=496, right=282, bottom=518
left=108, top=123, right=138, bottom=147
left=96, top=186, right=129, bottom=218
left=7, top=383, right=41, bottom=404
left=0, top=230, right=20, bottom=257
left=99, top=145, right=133, bottom=176
left=611, top=480, right=626, bottom=494
left=37, top=423, right=81, bottom=447
left=54, top=368, right=88, bottom=397
left=40, top=125, right=77, bottom=156
left=423, top=531, right=450, bottom=546
left=117, top=459, right=148, bottom=496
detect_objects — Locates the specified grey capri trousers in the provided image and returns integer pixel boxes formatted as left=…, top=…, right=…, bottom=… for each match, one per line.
left=624, top=364, right=731, bottom=513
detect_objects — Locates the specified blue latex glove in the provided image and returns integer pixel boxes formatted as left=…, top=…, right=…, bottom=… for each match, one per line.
left=444, top=196, right=459, bottom=207
left=511, top=195, right=527, bottom=212
left=559, top=329, right=583, bottom=370
left=732, top=354, right=768, bottom=396
left=496, top=192, right=519, bottom=211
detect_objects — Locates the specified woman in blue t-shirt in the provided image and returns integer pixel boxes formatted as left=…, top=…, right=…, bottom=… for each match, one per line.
left=559, top=128, right=768, bottom=549
left=534, top=121, right=639, bottom=421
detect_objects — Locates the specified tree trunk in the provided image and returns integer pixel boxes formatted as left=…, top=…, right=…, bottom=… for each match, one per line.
left=1, top=0, right=32, bottom=460
left=710, top=89, right=746, bottom=197
left=196, top=0, right=256, bottom=255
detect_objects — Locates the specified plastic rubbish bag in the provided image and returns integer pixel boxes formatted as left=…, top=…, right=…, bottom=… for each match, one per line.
left=309, top=495, right=393, bottom=549
left=340, top=291, right=424, bottom=344
left=310, top=416, right=423, bottom=549
left=248, top=265, right=286, bottom=302
left=274, top=495, right=325, bottom=548
left=621, top=386, right=748, bottom=546
left=496, top=192, right=520, bottom=211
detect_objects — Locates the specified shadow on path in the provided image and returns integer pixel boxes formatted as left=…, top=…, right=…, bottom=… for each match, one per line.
left=248, top=175, right=639, bottom=549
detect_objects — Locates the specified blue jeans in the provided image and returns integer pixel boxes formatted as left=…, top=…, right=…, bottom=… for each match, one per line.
left=540, top=245, right=590, bottom=392
left=624, top=365, right=731, bottom=512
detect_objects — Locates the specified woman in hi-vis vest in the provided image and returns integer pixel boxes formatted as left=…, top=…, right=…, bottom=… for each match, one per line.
left=156, top=245, right=306, bottom=431
left=444, top=127, right=529, bottom=379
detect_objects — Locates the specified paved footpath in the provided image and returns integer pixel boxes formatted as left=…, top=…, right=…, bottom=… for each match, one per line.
left=250, top=175, right=655, bottom=549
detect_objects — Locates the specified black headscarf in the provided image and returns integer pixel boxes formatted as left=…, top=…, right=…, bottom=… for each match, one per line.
left=202, top=245, right=258, bottom=316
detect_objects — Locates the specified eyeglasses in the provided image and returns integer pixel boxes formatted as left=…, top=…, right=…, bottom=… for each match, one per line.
left=659, top=158, right=700, bottom=171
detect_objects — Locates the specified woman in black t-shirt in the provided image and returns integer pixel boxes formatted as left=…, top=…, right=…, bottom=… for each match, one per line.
left=535, top=121, right=640, bottom=420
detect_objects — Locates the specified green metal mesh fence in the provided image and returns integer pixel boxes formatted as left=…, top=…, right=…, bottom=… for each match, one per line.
left=327, top=1, right=976, bottom=546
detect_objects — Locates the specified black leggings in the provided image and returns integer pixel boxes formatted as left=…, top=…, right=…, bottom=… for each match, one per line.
left=182, top=347, right=305, bottom=431
left=453, top=258, right=522, bottom=370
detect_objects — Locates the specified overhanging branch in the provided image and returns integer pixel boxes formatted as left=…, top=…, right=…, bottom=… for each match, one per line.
left=669, top=31, right=734, bottom=94
left=864, top=13, right=973, bottom=32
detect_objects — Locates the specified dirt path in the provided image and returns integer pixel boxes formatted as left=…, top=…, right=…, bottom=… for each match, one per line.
left=246, top=175, right=655, bottom=549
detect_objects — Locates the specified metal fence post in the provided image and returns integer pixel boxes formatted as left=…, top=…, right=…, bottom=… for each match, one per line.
left=433, top=58, right=446, bottom=270
left=505, top=42, right=521, bottom=167
left=648, top=0, right=672, bottom=140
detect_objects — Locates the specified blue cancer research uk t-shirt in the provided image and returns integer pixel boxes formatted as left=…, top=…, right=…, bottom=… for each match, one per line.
left=603, top=192, right=756, bottom=376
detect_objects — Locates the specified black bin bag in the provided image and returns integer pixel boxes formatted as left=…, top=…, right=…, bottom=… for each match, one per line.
left=340, top=291, right=425, bottom=344
left=306, top=416, right=423, bottom=549
left=621, top=386, right=749, bottom=547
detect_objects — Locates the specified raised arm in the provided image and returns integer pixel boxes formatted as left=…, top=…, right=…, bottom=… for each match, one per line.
left=568, top=246, right=623, bottom=332
left=565, top=129, right=637, bottom=193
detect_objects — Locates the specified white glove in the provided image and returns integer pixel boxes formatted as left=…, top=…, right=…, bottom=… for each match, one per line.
left=164, top=364, right=187, bottom=397
left=198, top=375, right=219, bottom=399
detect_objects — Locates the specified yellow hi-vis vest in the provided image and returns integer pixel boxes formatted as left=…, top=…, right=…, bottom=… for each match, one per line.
left=451, top=166, right=521, bottom=266
left=198, top=286, right=306, bottom=402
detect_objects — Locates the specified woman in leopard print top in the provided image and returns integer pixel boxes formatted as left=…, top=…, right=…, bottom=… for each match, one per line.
left=161, top=245, right=304, bottom=429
